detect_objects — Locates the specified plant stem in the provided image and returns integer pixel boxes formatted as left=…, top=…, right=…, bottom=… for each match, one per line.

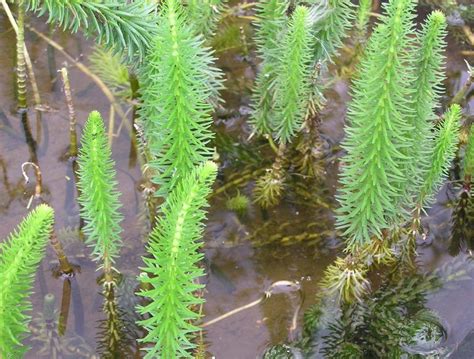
left=59, top=67, right=78, bottom=158
left=50, top=232, right=74, bottom=276
left=16, top=0, right=27, bottom=111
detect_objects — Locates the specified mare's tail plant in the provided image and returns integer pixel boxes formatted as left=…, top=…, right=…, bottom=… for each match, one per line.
left=251, top=0, right=354, bottom=208
left=273, top=5, right=314, bottom=144
left=0, top=204, right=54, bottom=357
left=250, top=0, right=288, bottom=135
left=137, top=161, right=217, bottom=358
left=324, top=0, right=461, bottom=303
left=185, top=0, right=227, bottom=38
left=77, top=111, right=123, bottom=284
left=25, top=0, right=157, bottom=61
left=138, top=0, right=222, bottom=199
left=336, top=0, right=418, bottom=249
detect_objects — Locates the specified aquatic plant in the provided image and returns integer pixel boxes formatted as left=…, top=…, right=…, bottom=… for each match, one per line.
left=89, top=46, right=132, bottom=100
left=0, top=204, right=54, bottom=357
left=77, top=111, right=123, bottom=282
left=336, top=1, right=459, bottom=250
left=311, top=0, right=354, bottom=64
left=416, top=104, right=461, bottom=207
left=137, top=161, right=217, bottom=358
left=320, top=256, right=370, bottom=303
left=321, top=273, right=442, bottom=358
left=250, top=0, right=288, bottom=135
left=464, top=124, right=474, bottom=182
left=253, top=144, right=287, bottom=208
left=25, top=0, right=157, bottom=61
left=138, top=0, right=222, bottom=198
left=185, top=0, right=227, bottom=38
left=274, top=6, right=315, bottom=144
left=336, top=0, right=418, bottom=247
left=225, top=191, right=250, bottom=216
left=408, top=10, right=448, bottom=204
left=356, top=0, right=372, bottom=34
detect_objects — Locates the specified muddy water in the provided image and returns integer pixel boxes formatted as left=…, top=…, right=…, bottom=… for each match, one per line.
left=0, top=8, right=473, bottom=359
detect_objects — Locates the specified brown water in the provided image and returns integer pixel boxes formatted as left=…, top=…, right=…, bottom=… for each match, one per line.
left=0, top=6, right=473, bottom=359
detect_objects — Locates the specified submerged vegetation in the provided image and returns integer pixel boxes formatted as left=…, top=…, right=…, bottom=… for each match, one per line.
left=0, top=0, right=472, bottom=357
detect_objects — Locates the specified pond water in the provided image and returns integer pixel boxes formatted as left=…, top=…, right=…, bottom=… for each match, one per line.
left=0, top=4, right=473, bottom=359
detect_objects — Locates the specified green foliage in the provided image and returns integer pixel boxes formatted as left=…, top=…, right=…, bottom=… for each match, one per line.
left=356, top=0, right=372, bottom=33
left=418, top=104, right=461, bottom=206
left=137, top=161, right=217, bottom=358
left=184, top=0, right=226, bottom=38
left=77, top=111, right=123, bottom=275
left=312, top=0, right=355, bottom=64
left=0, top=204, right=54, bottom=357
left=336, top=0, right=418, bottom=248
left=138, top=0, right=222, bottom=198
left=464, top=124, right=474, bottom=179
left=25, top=0, right=157, bottom=61
left=320, top=257, right=370, bottom=303
left=225, top=191, right=250, bottom=216
left=321, top=274, right=442, bottom=358
left=250, top=0, right=288, bottom=135
left=89, top=46, right=132, bottom=99
left=407, top=10, right=447, bottom=199
left=274, top=6, right=314, bottom=143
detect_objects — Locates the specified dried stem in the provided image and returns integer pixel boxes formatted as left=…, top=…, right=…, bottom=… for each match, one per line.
left=21, top=161, right=42, bottom=199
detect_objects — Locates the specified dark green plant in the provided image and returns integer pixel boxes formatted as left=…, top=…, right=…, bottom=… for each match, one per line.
left=25, top=0, right=157, bottom=61
left=321, top=274, right=443, bottom=358
left=225, top=191, right=250, bottom=216
left=77, top=111, right=123, bottom=282
left=138, top=0, right=222, bottom=198
left=0, top=204, right=54, bottom=357
left=137, top=161, right=217, bottom=358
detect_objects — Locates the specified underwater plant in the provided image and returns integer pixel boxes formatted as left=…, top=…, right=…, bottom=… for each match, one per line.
left=138, top=0, right=222, bottom=198
left=24, top=0, right=157, bottom=61
left=137, top=161, right=217, bottom=358
left=77, top=111, right=123, bottom=283
left=0, top=204, right=54, bottom=357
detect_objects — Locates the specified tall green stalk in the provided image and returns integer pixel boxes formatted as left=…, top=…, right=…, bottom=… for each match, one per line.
left=77, top=111, right=123, bottom=282
left=407, top=10, right=447, bottom=200
left=137, top=161, right=217, bottom=358
left=250, top=0, right=288, bottom=135
left=138, top=0, right=221, bottom=198
left=336, top=0, right=417, bottom=248
left=0, top=205, right=54, bottom=357
left=274, top=6, right=314, bottom=143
